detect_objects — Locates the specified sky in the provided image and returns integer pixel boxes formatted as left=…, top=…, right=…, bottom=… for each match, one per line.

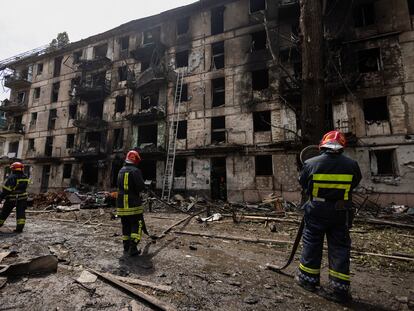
left=0, top=0, right=198, bottom=100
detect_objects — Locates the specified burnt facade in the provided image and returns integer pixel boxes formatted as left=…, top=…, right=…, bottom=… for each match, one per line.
left=0, top=0, right=413, bottom=205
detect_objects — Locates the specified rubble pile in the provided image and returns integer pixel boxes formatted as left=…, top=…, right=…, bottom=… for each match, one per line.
left=31, top=191, right=71, bottom=209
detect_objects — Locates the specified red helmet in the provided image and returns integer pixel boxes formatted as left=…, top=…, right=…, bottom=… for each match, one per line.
left=10, top=162, right=24, bottom=171
left=125, top=150, right=141, bottom=165
left=319, top=130, right=346, bottom=151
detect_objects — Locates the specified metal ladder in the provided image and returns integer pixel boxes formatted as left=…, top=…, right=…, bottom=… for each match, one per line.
left=161, top=70, right=184, bottom=201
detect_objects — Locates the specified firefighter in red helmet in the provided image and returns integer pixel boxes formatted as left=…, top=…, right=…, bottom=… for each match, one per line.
left=296, top=131, right=362, bottom=303
left=116, top=150, right=150, bottom=256
left=0, top=162, right=30, bottom=233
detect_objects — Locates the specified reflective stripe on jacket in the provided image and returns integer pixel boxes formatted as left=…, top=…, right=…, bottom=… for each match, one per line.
left=0, top=172, right=29, bottom=201
left=116, top=164, right=145, bottom=216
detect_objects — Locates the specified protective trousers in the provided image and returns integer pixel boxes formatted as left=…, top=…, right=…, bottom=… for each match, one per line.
left=120, top=214, right=148, bottom=251
left=0, top=198, right=27, bottom=232
left=298, top=201, right=351, bottom=293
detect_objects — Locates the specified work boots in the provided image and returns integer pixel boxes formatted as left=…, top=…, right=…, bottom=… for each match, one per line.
left=319, top=288, right=353, bottom=304
left=295, top=275, right=319, bottom=292
left=128, top=242, right=141, bottom=256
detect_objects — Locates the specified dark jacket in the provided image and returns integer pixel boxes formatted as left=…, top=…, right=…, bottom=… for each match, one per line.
left=299, top=152, right=362, bottom=202
left=0, top=171, right=30, bottom=201
left=116, top=164, right=145, bottom=216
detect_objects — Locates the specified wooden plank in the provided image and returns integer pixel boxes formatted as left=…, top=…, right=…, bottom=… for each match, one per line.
left=111, top=275, right=172, bottom=292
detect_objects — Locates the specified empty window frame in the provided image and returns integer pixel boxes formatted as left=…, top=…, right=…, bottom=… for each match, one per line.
left=118, top=66, right=128, bottom=82
left=252, top=69, right=269, bottom=90
left=34, top=87, right=41, bottom=100
left=409, top=0, right=414, bottom=15
left=211, top=6, right=225, bottom=35
left=363, top=97, right=389, bottom=121
left=255, top=155, right=273, bottom=176
left=30, top=112, right=37, bottom=126
left=177, top=120, right=187, bottom=139
left=94, top=44, right=108, bottom=58
left=9, top=141, right=19, bottom=154
left=354, top=3, right=375, bottom=27
left=181, top=84, right=188, bottom=102
left=177, top=16, right=190, bottom=35
left=141, top=92, right=159, bottom=110
left=28, top=139, right=35, bottom=151
left=120, top=36, right=129, bottom=51
left=370, top=149, right=397, bottom=176
left=86, top=132, right=101, bottom=146
left=37, top=63, right=43, bottom=75
left=115, top=96, right=126, bottom=113
left=17, top=92, right=26, bottom=104
left=176, top=50, right=189, bottom=68
left=88, top=101, right=104, bottom=119
left=212, top=41, right=225, bottom=69
left=143, top=27, right=160, bottom=45
left=250, top=0, right=266, bottom=13
left=53, top=56, right=63, bottom=77
left=212, top=78, right=225, bottom=107
left=69, top=104, right=77, bottom=119
left=253, top=111, right=271, bottom=132
left=358, top=48, right=381, bottom=73
left=63, top=164, right=72, bottom=179
left=174, top=158, right=187, bottom=177
left=138, top=124, right=158, bottom=144
left=45, top=136, right=53, bottom=157
left=73, top=50, right=83, bottom=64
left=66, top=134, right=75, bottom=148
left=251, top=31, right=267, bottom=51
left=113, top=128, right=124, bottom=150
left=51, top=82, right=60, bottom=102
left=48, top=109, right=57, bottom=130
left=211, top=116, right=226, bottom=143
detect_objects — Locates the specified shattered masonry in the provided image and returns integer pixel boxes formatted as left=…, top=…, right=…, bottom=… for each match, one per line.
left=0, top=0, right=413, bottom=206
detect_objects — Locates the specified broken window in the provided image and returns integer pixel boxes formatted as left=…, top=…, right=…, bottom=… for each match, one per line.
left=9, top=141, right=19, bottom=155
left=53, top=56, right=62, bottom=77
left=139, top=160, right=156, bottom=181
left=113, top=128, right=124, bottom=150
left=177, top=120, right=187, bottom=139
left=354, top=3, right=375, bottom=27
left=370, top=149, right=397, bottom=176
left=211, top=116, right=226, bottom=143
left=111, top=158, right=124, bottom=187
left=88, top=101, right=104, bottom=119
left=251, top=31, right=267, bottom=51
left=34, top=87, right=41, bottom=100
left=250, top=0, right=266, bottom=13
left=30, top=112, right=37, bottom=126
left=48, top=109, right=57, bottom=130
left=51, top=82, right=60, bottom=102
left=358, top=48, right=381, bottom=73
left=138, top=124, right=158, bottom=144
left=118, top=66, right=128, bottom=82
left=73, top=50, right=82, bottom=64
left=143, top=27, right=160, bottom=45
left=409, top=0, right=414, bottom=15
left=212, top=78, right=225, bottom=107
left=141, top=92, right=159, bottom=110
left=28, top=139, right=35, bottom=151
left=86, top=132, right=101, bottom=146
left=82, top=163, right=98, bottom=185
left=212, top=41, right=225, bottom=69
left=17, top=92, right=26, bottom=104
left=177, top=17, right=190, bottom=36
left=94, top=44, right=108, bottom=58
left=176, top=50, right=189, bottom=68
left=69, top=104, right=77, bottom=120
left=363, top=97, right=389, bottom=121
left=181, top=84, right=188, bottom=102
left=66, top=134, right=75, bottom=149
left=120, top=36, right=129, bottom=51
left=174, top=158, right=187, bottom=177
left=63, top=164, right=72, bottom=179
left=255, top=155, right=273, bottom=176
left=211, top=6, right=225, bottom=35
left=45, top=136, right=53, bottom=157
left=115, top=96, right=126, bottom=113
left=252, top=69, right=269, bottom=90
left=37, top=63, right=43, bottom=76
left=253, top=111, right=271, bottom=132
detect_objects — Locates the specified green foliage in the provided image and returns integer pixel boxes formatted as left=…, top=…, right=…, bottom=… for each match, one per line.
left=48, top=32, right=70, bottom=51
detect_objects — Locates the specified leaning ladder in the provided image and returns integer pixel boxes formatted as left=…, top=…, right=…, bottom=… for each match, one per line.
left=161, top=70, right=184, bottom=201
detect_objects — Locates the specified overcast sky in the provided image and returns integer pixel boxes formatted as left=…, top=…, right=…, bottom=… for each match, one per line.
left=0, top=0, right=197, bottom=100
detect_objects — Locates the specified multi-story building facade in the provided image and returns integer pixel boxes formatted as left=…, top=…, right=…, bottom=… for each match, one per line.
left=0, top=0, right=413, bottom=205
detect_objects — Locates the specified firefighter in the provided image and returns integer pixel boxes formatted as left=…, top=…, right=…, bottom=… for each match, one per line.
left=0, top=162, right=30, bottom=233
left=296, top=131, right=362, bottom=303
left=117, top=150, right=149, bottom=256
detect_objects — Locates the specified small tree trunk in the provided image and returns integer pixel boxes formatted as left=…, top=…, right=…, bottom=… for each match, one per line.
left=299, top=0, right=325, bottom=144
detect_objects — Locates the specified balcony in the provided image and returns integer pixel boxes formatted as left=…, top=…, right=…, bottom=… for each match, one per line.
left=73, top=117, right=108, bottom=131
left=137, top=143, right=166, bottom=157
left=25, top=150, right=61, bottom=163
left=69, top=142, right=106, bottom=159
left=76, top=56, right=112, bottom=71
left=0, top=123, right=25, bottom=137
left=72, top=79, right=111, bottom=102
left=4, top=73, right=31, bottom=89
left=0, top=99, right=28, bottom=113
left=130, top=43, right=166, bottom=62
left=127, top=106, right=165, bottom=124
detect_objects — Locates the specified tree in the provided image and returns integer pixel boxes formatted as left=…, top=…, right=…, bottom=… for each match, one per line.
left=48, top=32, right=70, bottom=50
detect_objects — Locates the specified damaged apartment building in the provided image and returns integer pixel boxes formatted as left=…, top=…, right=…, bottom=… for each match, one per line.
left=0, top=0, right=413, bottom=205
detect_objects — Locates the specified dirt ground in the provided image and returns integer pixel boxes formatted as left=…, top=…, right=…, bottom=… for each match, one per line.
left=0, top=207, right=413, bottom=311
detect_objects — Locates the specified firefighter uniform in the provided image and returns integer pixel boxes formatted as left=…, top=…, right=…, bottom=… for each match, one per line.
left=117, top=163, right=147, bottom=255
left=298, top=151, right=361, bottom=299
left=0, top=170, right=30, bottom=232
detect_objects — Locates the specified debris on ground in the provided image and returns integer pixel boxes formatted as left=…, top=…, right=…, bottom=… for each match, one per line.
left=0, top=255, right=58, bottom=277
